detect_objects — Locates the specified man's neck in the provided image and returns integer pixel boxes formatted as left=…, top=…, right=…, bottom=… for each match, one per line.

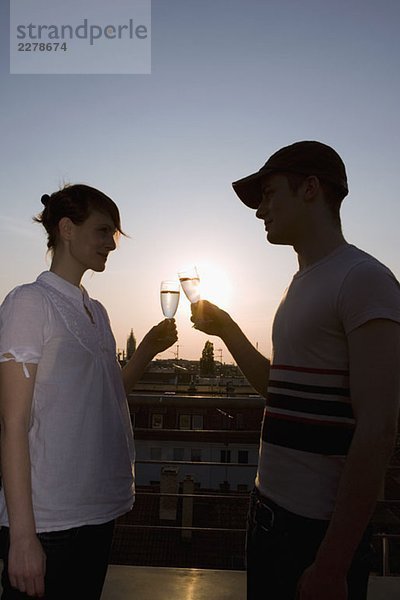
left=295, top=230, right=347, bottom=270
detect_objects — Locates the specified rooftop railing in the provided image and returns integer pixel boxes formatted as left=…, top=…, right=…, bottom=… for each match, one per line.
left=111, top=393, right=400, bottom=576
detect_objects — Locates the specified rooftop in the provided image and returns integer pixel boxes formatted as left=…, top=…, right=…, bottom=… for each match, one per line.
left=0, top=562, right=399, bottom=599
left=101, top=566, right=398, bottom=600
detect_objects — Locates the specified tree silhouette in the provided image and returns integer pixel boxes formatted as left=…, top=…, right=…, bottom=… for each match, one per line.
left=200, top=340, right=215, bottom=377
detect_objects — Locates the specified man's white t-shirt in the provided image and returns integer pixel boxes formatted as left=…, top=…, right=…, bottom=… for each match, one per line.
left=256, top=244, right=400, bottom=519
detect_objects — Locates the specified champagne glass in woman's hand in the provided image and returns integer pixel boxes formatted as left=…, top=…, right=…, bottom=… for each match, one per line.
left=160, top=280, right=180, bottom=318
left=178, top=266, right=201, bottom=303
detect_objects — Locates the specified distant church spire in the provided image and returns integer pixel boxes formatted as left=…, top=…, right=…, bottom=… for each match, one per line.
left=126, top=329, right=136, bottom=360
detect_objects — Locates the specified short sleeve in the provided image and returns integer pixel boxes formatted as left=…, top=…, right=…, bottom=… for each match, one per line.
left=0, top=284, right=49, bottom=373
left=338, top=260, right=400, bottom=334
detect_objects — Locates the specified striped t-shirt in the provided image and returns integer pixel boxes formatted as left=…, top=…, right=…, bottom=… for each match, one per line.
left=256, top=244, right=400, bottom=519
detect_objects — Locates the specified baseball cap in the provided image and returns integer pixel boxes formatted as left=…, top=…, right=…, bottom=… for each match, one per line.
left=232, top=141, right=349, bottom=209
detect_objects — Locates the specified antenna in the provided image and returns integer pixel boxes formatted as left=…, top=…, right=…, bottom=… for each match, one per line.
left=171, top=344, right=180, bottom=360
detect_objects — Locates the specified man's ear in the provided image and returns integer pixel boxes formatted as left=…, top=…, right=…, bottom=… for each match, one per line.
left=58, top=217, right=74, bottom=241
left=303, top=175, right=321, bottom=202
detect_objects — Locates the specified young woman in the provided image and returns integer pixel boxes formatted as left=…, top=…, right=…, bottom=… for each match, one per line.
left=0, top=184, right=177, bottom=599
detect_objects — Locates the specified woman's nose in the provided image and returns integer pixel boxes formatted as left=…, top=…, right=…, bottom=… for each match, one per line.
left=107, top=235, right=117, bottom=251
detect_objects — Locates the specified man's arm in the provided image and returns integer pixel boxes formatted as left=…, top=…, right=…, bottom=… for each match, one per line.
left=0, top=360, right=46, bottom=598
left=191, top=300, right=270, bottom=396
left=298, top=319, right=400, bottom=599
left=122, top=319, right=178, bottom=394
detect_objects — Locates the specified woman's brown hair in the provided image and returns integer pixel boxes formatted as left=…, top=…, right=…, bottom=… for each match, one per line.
left=34, top=184, right=125, bottom=251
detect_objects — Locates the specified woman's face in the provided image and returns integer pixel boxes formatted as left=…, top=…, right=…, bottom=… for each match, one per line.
left=66, top=210, right=117, bottom=273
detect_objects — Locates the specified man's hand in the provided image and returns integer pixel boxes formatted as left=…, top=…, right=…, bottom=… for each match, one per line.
left=190, top=300, right=233, bottom=337
left=142, top=318, right=178, bottom=355
left=8, top=535, right=46, bottom=597
left=191, top=299, right=270, bottom=396
left=296, top=562, right=348, bottom=600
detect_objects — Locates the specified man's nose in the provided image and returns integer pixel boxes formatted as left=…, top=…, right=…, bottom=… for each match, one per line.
left=256, top=199, right=268, bottom=220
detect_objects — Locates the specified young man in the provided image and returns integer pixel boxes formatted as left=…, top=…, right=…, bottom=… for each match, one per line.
left=191, top=141, right=400, bottom=600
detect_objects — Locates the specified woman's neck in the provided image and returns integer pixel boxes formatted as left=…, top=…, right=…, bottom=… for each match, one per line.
left=50, top=254, right=84, bottom=287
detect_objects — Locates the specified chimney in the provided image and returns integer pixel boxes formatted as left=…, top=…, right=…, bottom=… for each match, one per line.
left=182, top=474, right=195, bottom=541
left=159, top=466, right=179, bottom=520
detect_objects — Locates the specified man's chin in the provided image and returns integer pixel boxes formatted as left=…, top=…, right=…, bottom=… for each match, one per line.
left=266, top=231, right=290, bottom=246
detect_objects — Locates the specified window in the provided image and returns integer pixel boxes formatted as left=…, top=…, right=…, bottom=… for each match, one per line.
left=173, top=448, right=185, bottom=461
left=151, top=414, right=163, bottom=429
left=179, top=414, right=191, bottom=430
left=238, top=450, right=249, bottom=464
left=179, top=414, right=204, bottom=430
left=191, top=448, right=202, bottom=462
left=150, top=447, right=162, bottom=461
left=192, top=415, right=204, bottom=430
left=236, top=414, right=244, bottom=430
left=220, top=449, right=231, bottom=463
left=221, top=414, right=232, bottom=430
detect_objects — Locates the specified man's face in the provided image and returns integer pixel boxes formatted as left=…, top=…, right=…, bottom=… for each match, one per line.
left=256, top=174, right=306, bottom=246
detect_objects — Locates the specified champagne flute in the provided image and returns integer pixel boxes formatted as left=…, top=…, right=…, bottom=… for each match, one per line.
left=160, top=280, right=180, bottom=319
left=178, top=266, right=201, bottom=303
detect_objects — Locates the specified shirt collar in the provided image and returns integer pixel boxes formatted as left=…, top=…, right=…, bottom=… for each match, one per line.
left=37, top=271, right=87, bottom=303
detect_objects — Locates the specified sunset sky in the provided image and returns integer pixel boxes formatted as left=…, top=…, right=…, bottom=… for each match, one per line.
left=1, top=0, right=399, bottom=363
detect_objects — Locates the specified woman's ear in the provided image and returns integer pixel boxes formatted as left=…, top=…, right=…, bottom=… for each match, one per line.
left=58, top=217, right=74, bottom=242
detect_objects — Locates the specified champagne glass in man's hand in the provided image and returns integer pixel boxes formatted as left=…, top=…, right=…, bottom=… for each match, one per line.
left=178, top=266, right=201, bottom=303
left=191, top=299, right=232, bottom=337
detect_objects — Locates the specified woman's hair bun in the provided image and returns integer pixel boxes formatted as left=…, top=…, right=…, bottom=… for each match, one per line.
left=41, top=194, right=51, bottom=207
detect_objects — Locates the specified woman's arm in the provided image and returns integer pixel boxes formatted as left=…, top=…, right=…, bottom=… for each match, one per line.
left=0, top=360, right=46, bottom=598
left=122, top=319, right=178, bottom=394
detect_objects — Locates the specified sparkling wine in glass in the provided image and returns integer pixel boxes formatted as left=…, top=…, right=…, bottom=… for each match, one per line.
left=160, top=280, right=180, bottom=318
left=178, top=266, right=201, bottom=303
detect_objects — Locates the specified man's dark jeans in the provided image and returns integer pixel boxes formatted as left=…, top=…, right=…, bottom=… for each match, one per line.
left=0, top=520, right=115, bottom=600
left=246, top=489, right=374, bottom=600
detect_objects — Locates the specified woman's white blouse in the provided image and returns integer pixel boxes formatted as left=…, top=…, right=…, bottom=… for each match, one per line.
left=0, top=271, right=135, bottom=532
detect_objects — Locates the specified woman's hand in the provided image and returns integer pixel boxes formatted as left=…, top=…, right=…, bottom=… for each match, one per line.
left=122, top=319, right=178, bottom=393
left=142, top=318, right=178, bottom=356
left=8, top=535, right=46, bottom=597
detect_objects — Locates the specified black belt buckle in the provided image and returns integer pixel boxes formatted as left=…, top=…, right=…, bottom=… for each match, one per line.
left=254, top=497, right=275, bottom=533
